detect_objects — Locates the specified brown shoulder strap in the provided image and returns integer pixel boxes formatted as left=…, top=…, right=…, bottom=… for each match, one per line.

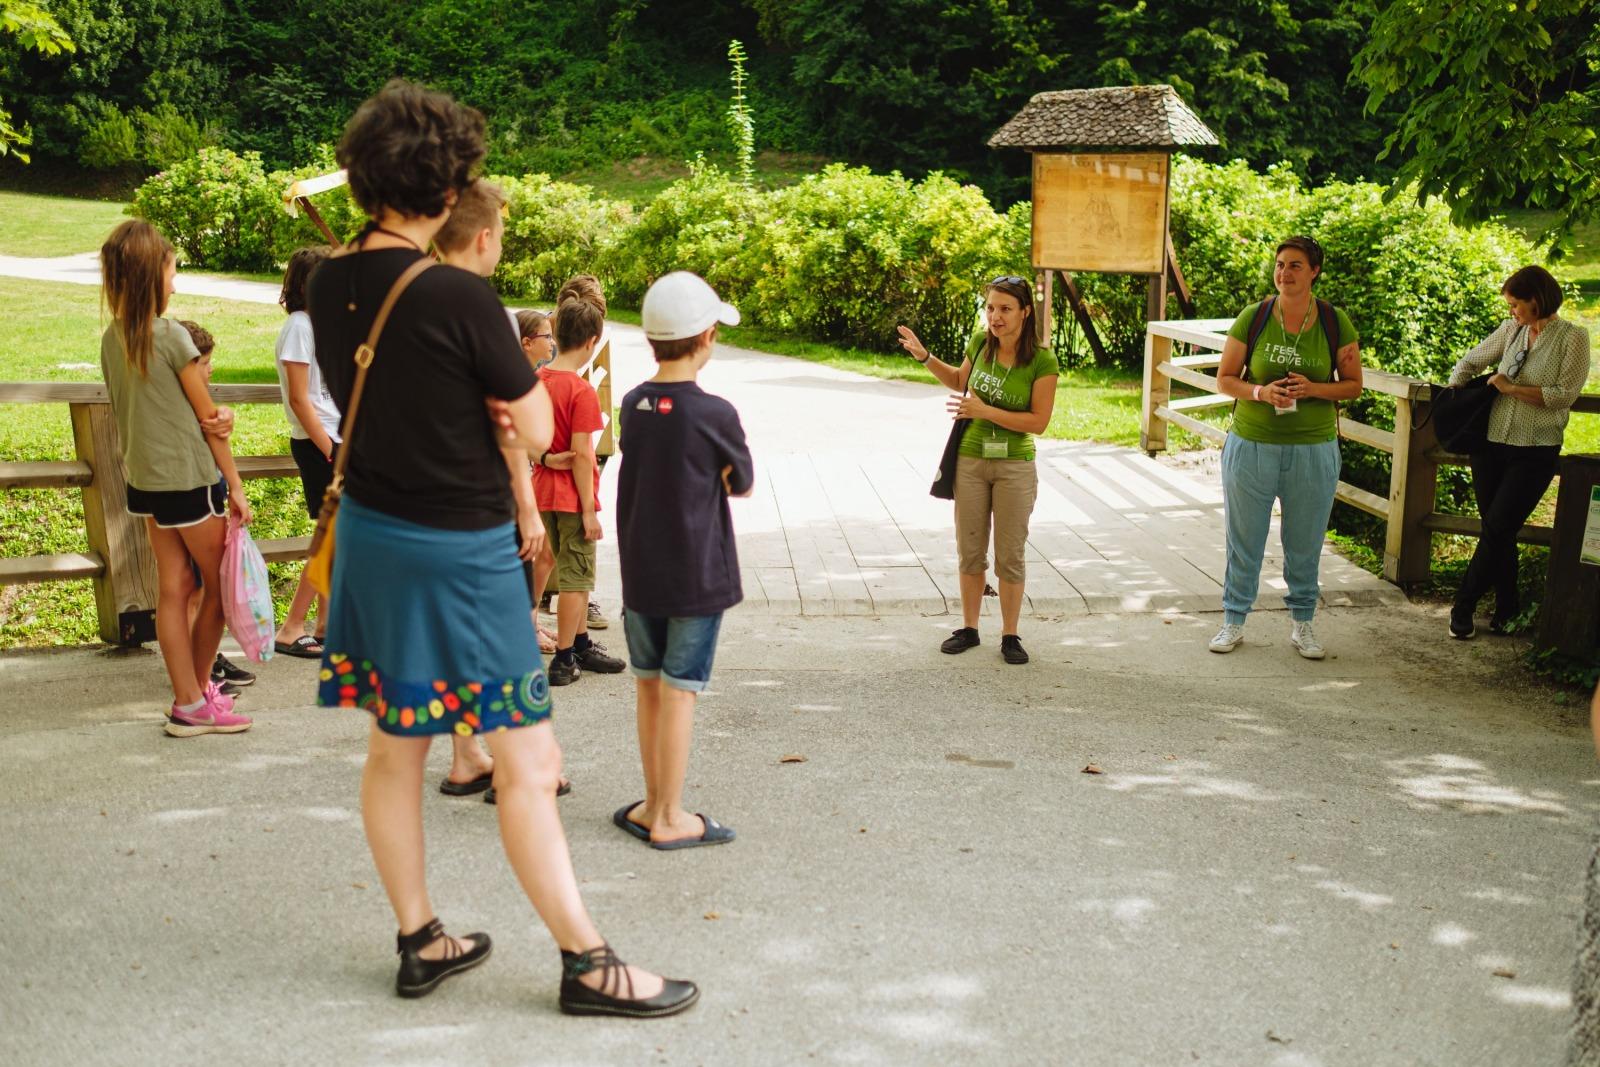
left=328, top=258, right=435, bottom=491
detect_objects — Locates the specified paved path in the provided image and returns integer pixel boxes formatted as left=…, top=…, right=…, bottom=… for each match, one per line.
left=1, top=251, right=1401, bottom=619
left=0, top=611, right=1592, bottom=1066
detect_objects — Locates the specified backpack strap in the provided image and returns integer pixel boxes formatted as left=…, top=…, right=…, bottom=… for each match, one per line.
left=1316, top=298, right=1342, bottom=380
left=1241, top=297, right=1276, bottom=383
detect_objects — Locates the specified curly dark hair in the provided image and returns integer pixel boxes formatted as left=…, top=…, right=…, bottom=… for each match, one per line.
left=336, top=80, right=486, bottom=220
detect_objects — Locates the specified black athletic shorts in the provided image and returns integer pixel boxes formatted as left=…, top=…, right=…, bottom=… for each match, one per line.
left=126, top=478, right=227, bottom=529
left=290, top=437, right=336, bottom=519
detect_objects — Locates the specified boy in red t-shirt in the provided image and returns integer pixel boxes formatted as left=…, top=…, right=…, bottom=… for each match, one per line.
left=534, top=293, right=625, bottom=685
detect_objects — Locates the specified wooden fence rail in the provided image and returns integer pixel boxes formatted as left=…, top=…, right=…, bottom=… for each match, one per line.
left=0, top=338, right=613, bottom=646
left=1140, top=318, right=1600, bottom=654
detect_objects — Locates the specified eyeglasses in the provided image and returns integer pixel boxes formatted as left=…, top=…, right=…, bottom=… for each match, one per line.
left=1509, top=342, right=1529, bottom=379
left=990, top=275, right=1029, bottom=288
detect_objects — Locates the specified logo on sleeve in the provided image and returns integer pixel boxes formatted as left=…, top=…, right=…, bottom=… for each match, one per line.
left=635, top=397, right=654, bottom=411
left=657, top=397, right=674, bottom=415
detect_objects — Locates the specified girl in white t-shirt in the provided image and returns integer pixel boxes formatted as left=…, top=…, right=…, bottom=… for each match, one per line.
left=272, top=246, right=337, bottom=657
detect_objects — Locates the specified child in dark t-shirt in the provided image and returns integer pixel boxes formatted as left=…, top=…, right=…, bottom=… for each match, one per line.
left=612, top=272, right=752, bottom=850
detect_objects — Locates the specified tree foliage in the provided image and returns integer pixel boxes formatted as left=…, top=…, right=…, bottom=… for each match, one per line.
left=1354, top=0, right=1600, bottom=252
left=0, top=0, right=73, bottom=160
left=1, top=0, right=1399, bottom=202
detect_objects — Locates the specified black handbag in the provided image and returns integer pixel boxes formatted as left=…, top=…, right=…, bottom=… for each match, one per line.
left=930, top=376, right=971, bottom=500
left=1417, top=373, right=1496, bottom=455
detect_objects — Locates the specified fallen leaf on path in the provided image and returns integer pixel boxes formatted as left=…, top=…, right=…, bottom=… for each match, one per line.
left=351, top=882, right=367, bottom=890
left=1389, top=942, right=1400, bottom=950
left=859, top=827, right=868, bottom=833
left=703, top=911, right=720, bottom=921
left=779, top=754, right=807, bottom=764
left=1266, top=1030, right=1291, bottom=1045
left=1082, top=764, right=1104, bottom=775
left=1493, top=968, right=1517, bottom=979
left=1163, top=754, right=1178, bottom=761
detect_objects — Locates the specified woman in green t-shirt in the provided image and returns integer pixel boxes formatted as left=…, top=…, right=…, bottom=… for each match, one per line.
left=898, top=275, right=1058, bottom=664
left=1209, top=236, right=1363, bottom=661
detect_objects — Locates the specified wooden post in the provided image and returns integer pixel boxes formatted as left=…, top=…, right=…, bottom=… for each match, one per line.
left=1059, top=272, right=1108, bottom=366
left=1384, top=387, right=1439, bottom=585
left=70, top=402, right=158, bottom=645
left=591, top=336, right=615, bottom=459
left=1140, top=326, right=1173, bottom=456
left=295, top=197, right=339, bottom=245
left=1165, top=235, right=1195, bottom=318
left=1538, top=454, right=1600, bottom=657
left=1036, top=270, right=1054, bottom=347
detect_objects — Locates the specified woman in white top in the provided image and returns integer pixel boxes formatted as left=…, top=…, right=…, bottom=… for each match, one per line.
left=273, top=245, right=339, bottom=656
left=1446, top=265, right=1592, bottom=638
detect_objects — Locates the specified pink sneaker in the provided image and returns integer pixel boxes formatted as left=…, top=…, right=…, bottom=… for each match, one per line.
left=204, top=681, right=236, bottom=713
left=166, top=695, right=253, bottom=737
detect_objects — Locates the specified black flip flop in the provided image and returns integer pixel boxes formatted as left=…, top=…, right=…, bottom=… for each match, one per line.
left=485, top=779, right=571, bottom=805
left=273, top=634, right=324, bottom=659
left=649, top=814, right=736, bottom=851
left=439, top=771, right=493, bottom=796
left=612, top=801, right=651, bottom=842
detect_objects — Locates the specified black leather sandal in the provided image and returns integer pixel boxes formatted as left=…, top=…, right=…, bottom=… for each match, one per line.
left=558, top=943, right=699, bottom=1018
left=395, top=917, right=492, bottom=998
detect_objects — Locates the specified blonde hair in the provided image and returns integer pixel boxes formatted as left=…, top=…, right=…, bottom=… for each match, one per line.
left=433, top=179, right=506, bottom=255
left=556, top=273, right=606, bottom=317
left=101, top=220, right=175, bottom=377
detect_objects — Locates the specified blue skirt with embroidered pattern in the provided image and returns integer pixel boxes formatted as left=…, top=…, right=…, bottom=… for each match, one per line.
left=317, top=494, right=550, bottom=735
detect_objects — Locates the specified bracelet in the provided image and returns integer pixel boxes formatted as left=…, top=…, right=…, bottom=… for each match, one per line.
left=916, top=354, right=930, bottom=364
left=1252, top=384, right=1262, bottom=402
left=537, top=450, right=549, bottom=467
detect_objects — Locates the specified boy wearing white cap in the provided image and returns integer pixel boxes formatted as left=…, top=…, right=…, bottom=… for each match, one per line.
left=612, top=272, right=753, bottom=849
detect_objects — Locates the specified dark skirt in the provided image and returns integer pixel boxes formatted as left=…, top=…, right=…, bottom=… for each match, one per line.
left=317, top=495, right=550, bottom=736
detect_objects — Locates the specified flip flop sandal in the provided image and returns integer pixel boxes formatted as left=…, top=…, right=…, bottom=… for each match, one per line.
left=484, top=779, right=571, bottom=805
left=612, top=801, right=651, bottom=842
left=439, top=771, right=493, bottom=796
left=273, top=634, right=324, bottom=658
left=648, top=814, right=736, bottom=851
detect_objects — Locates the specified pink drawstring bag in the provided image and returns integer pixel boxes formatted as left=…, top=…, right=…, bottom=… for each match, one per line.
left=220, top=513, right=276, bottom=663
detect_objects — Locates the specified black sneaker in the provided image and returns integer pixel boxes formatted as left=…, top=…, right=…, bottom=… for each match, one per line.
left=1488, top=617, right=1516, bottom=636
left=940, top=627, right=980, bottom=655
left=212, top=653, right=256, bottom=687
left=575, top=641, right=625, bottom=674
left=217, top=680, right=242, bottom=698
left=1448, top=614, right=1476, bottom=640
left=1000, top=634, right=1029, bottom=665
left=548, top=657, right=580, bottom=686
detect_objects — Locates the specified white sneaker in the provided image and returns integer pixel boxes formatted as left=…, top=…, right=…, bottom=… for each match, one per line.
left=1208, top=623, right=1245, bottom=653
left=1290, top=620, right=1325, bottom=660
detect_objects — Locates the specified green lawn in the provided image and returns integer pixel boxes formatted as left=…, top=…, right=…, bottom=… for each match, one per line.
left=0, top=275, right=305, bottom=647
left=1501, top=208, right=1600, bottom=286
left=0, top=191, right=129, bottom=257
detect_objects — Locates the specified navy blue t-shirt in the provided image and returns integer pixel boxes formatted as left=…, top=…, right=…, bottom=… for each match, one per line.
left=617, top=380, right=754, bottom=617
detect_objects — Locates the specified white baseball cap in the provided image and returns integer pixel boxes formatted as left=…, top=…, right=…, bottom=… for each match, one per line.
left=641, top=271, right=741, bottom=341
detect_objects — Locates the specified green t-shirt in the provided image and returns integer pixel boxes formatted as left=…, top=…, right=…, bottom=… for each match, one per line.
left=100, top=317, right=219, bottom=492
left=1225, top=300, right=1358, bottom=445
left=957, top=330, right=1058, bottom=461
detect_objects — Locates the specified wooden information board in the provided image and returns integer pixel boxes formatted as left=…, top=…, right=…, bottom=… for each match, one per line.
left=1031, top=152, right=1170, bottom=275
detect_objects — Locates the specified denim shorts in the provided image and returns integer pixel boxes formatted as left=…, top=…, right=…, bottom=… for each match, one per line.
left=622, top=610, right=723, bottom=692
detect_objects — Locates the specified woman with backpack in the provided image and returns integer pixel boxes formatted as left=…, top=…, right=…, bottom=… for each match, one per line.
left=1445, top=265, right=1591, bottom=639
left=1208, top=236, right=1363, bottom=660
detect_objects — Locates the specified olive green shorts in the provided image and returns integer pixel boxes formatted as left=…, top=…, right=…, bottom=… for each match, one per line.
left=542, top=511, right=596, bottom=593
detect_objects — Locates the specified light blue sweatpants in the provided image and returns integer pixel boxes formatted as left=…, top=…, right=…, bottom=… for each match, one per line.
left=1220, top=434, right=1341, bottom=625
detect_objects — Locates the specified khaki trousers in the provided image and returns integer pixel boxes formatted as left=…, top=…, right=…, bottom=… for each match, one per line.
left=953, top=456, right=1037, bottom=584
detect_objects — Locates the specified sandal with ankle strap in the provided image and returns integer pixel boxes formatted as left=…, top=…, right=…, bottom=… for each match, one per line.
left=395, top=917, right=492, bottom=998
left=558, top=942, right=699, bottom=1018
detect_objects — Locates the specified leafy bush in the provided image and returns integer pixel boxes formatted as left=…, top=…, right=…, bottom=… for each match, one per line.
left=600, top=161, right=767, bottom=306
left=76, top=104, right=139, bottom=170
left=492, top=174, right=633, bottom=301
left=131, top=147, right=281, bottom=270
left=135, top=105, right=207, bottom=169
left=742, top=165, right=1015, bottom=357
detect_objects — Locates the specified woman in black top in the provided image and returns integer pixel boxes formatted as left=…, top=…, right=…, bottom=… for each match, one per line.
left=310, top=81, right=696, bottom=1017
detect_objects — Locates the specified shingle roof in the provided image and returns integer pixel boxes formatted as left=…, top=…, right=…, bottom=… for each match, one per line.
left=988, top=85, right=1218, bottom=150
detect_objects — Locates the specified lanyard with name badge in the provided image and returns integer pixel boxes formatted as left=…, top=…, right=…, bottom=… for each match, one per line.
left=981, top=350, right=1014, bottom=458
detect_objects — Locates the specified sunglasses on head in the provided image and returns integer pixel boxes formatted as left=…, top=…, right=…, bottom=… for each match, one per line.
left=990, top=275, right=1029, bottom=288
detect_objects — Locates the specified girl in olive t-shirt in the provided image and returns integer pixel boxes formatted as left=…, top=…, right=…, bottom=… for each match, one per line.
left=897, top=275, right=1058, bottom=665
